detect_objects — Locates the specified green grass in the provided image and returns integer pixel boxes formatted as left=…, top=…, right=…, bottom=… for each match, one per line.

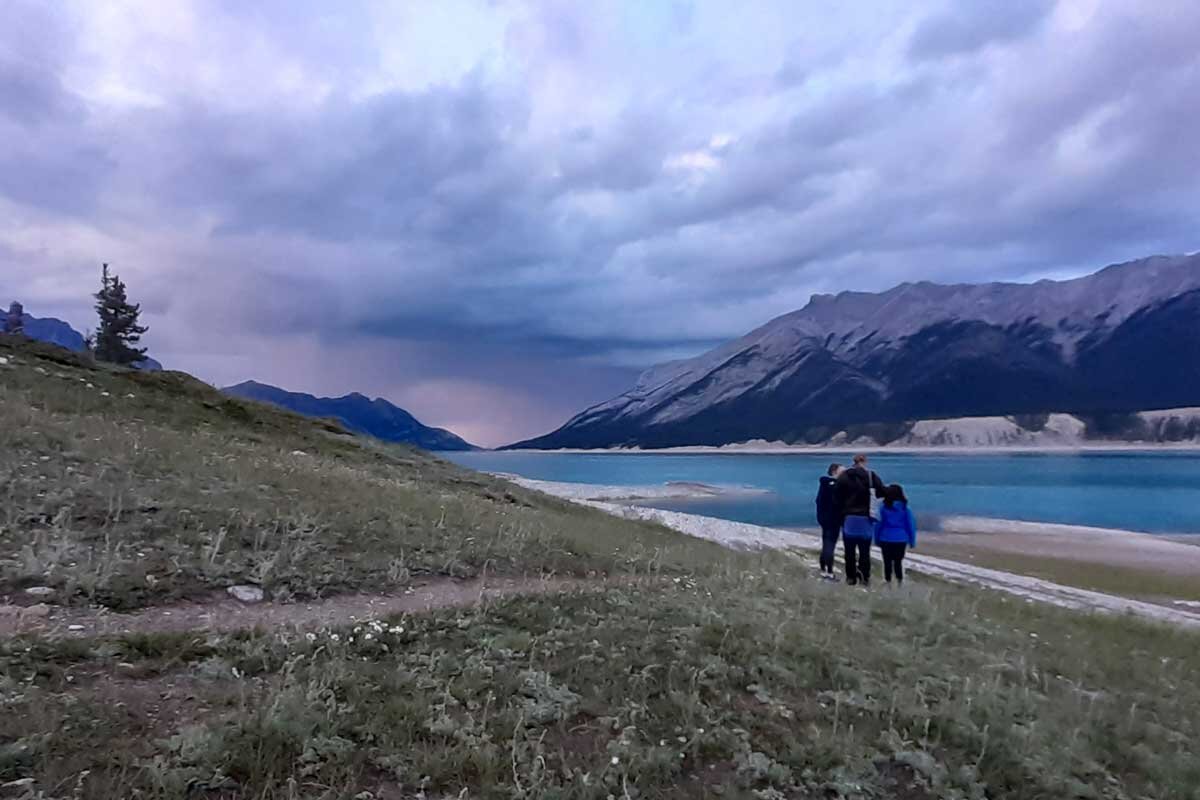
left=3, top=336, right=1200, bottom=799
left=0, top=337, right=728, bottom=610
left=3, top=573, right=1199, bottom=799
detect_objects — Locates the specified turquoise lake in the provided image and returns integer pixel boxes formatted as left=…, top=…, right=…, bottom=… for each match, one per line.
left=443, top=451, right=1200, bottom=535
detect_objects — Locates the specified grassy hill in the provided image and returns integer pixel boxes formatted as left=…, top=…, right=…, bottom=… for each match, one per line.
left=1, top=336, right=1198, bottom=799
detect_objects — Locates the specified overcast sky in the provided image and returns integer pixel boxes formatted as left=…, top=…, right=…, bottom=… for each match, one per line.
left=3, top=1, right=1198, bottom=445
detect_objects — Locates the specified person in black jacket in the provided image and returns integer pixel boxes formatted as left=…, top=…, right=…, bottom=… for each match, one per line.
left=814, top=463, right=843, bottom=579
left=834, top=453, right=886, bottom=586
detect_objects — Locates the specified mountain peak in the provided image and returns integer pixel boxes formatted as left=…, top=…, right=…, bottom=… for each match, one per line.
left=511, top=252, right=1200, bottom=449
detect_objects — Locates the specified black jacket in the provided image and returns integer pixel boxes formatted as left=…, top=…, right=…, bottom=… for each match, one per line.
left=835, top=466, right=886, bottom=518
left=815, top=475, right=840, bottom=529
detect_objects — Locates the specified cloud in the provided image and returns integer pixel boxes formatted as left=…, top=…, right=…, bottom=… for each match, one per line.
left=1, top=0, right=1198, bottom=445
left=907, top=1, right=1054, bottom=60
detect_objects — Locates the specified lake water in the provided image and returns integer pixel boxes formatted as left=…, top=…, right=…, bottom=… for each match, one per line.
left=442, top=451, right=1200, bottom=535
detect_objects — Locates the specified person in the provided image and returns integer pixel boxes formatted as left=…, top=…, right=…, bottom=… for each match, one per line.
left=814, top=463, right=842, bottom=579
left=4, top=301, right=23, bottom=336
left=835, top=453, right=886, bottom=586
left=875, top=484, right=917, bottom=585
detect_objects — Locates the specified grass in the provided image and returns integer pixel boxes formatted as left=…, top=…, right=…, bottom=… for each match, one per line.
left=3, top=336, right=1200, bottom=799
left=4, top=574, right=1199, bottom=799
left=0, top=337, right=727, bottom=610
left=918, top=540, right=1200, bottom=604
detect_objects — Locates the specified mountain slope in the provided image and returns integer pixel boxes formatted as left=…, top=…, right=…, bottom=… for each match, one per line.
left=224, top=380, right=477, bottom=451
left=512, top=253, right=1200, bottom=449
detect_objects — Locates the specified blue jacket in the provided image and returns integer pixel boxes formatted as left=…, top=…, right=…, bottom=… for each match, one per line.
left=815, top=476, right=840, bottom=529
left=874, top=502, right=917, bottom=547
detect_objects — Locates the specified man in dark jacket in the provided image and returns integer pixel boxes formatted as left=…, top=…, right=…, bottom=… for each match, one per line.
left=834, top=453, right=886, bottom=586
left=814, top=463, right=842, bottom=579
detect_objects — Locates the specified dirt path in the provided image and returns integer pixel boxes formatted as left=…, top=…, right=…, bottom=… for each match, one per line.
left=576, top=498, right=1200, bottom=629
left=0, top=575, right=615, bottom=638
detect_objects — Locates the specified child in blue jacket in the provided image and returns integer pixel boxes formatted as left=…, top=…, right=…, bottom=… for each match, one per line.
left=874, top=484, right=916, bottom=585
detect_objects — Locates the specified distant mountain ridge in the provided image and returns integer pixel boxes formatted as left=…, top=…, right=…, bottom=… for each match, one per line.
left=7, top=307, right=162, bottom=371
left=511, top=253, right=1200, bottom=449
left=224, top=381, right=477, bottom=451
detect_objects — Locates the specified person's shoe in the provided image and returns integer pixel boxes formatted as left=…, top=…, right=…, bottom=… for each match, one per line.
left=846, top=578, right=858, bottom=587
left=822, top=573, right=838, bottom=581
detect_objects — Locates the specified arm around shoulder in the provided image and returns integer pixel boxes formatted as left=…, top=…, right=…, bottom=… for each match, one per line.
left=907, top=508, right=917, bottom=548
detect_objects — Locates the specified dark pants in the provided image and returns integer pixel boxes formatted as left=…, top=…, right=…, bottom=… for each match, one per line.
left=819, top=525, right=840, bottom=573
left=880, top=541, right=907, bottom=583
left=843, top=536, right=872, bottom=584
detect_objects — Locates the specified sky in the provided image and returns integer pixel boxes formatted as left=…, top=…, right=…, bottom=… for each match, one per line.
left=2, top=0, right=1199, bottom=446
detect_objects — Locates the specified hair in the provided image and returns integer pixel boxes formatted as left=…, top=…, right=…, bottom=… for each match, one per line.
left=827, top=463, right=841, bottom=476
left=883, top=483, right=907, bottom=509
left=852, top=453, right=868, bottom=465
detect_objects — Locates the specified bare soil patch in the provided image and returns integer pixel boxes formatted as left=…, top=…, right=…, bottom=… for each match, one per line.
left=0, top=576, right=618, bottom=638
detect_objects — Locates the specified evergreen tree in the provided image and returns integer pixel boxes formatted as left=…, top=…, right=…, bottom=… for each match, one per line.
left=93, top=263, right=148, bottom=364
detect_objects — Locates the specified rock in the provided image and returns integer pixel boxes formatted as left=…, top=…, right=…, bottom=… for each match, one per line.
left=2, top=778, right=36, bottom=789
left=0, top=356, right=9, bottom=366
left=22, top=603, right=51, bottom=618
left=227, top=585, right=265, bottom=603
left=67, top=624, right=86, bottom=631
left=24, top=585, right=55, bottom=597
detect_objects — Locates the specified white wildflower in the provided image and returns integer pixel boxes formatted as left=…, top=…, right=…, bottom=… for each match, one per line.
left=100, top=391, right=111, bottom=397
left=610, top=756, right=619, bottom=766
left=330, top=634, right=340, bottom=642
left=364, top=633, right=374, bottom=641
left=305, top=633, right=317, bottom=642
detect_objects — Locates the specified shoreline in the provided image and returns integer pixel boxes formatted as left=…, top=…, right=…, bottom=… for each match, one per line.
left=504, top=475, right=1200, bottom=539
left=501, top=443, right=1200, bottom=455
left=506, top=476, right=1200, bottom=623
left=496, top=475, right=770, bottom=502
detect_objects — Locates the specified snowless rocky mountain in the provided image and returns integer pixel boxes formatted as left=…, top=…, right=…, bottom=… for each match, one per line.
left=511, top=253, right=1200, bottom=449
left=223, top=381, right=477, bottom=451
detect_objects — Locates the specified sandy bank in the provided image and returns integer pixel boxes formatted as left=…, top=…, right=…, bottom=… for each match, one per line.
left=497, top=475, right=769, bottom=502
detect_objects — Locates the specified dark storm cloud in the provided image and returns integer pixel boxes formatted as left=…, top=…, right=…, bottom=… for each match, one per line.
left=2, top=1, right=1199, bottom=444
left=907, top=1, right=1054, bottom=60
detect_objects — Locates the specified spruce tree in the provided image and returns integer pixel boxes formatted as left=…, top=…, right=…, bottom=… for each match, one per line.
left=93, top=263, right=148, bottom=365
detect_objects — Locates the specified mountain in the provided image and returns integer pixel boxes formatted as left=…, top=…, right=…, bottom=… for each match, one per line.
left=511, top=253, right=1200, bottom=449
left=223, top=380, right=477, bottom=451
left=8, top=308, right=162, bottom=371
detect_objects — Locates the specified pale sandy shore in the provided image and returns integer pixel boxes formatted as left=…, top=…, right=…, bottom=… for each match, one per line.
left=929, top=516, right=1200, bottom=577
left=492, top=474, right=770, bottom=501
left=509, top=476, right=1200, bottom=628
